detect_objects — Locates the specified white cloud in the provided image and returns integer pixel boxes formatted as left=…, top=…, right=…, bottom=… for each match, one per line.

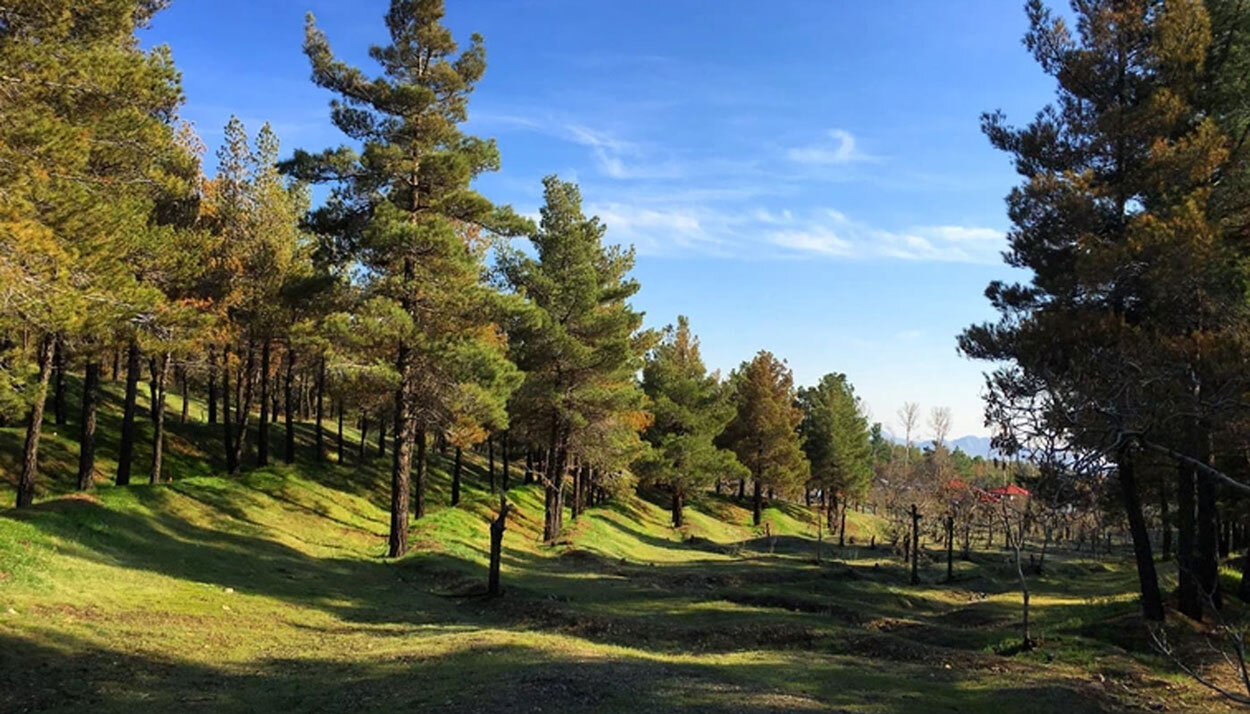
left=786, top=129, right=873, bottom=165
left=765, top=210, right=1005, bottom=264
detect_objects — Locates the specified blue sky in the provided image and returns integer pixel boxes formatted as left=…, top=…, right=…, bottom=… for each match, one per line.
left=143, top=0, right=1056, bottom=439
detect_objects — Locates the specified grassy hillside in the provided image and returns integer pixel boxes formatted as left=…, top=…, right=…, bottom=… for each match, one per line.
left=0, top=378, right=1237, bottom=712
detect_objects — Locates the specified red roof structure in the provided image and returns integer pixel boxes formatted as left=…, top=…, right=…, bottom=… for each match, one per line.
left=987, top=484, right=1030, bottom=498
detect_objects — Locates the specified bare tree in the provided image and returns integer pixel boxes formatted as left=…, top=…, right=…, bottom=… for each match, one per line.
left=897, top=401, right=920, bottom=469
left=929, top=406, right=952, bottom=450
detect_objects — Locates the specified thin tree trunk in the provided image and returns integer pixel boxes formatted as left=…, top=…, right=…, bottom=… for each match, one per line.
left=178, top=366, right=189, bottom=424
left=222, top=345, right=234, bottom=473
left=257, top=340, right=270, bottom=466
left=314, top=355, right=326, bottom=462
left=415, top=429, right=427, bottom=519
left=149, top=352, right=170, bottom=484
left=488, top=495, right=510, bottom=596
left=1159, top=482, right=1172, bottom=562
left=228, top=343, right=256, bottom=474
left=207, top=347, right=218, bottom=424
left=76, top=360, right=100, bottom=490
left=1196, top=428, right=1222, bottom=610
left=752, top=478, right=763, bottom=527
left=377, top=407, right=387, bottom=457
left=1119, top=448, right=1165, bottom=622
left=358, top=412, right=368, bottom=463
left=388, top=343, right=412, bottom=558
left=501, top=431, right=510, bottom=491
left=116, top=340, right=141, bottom=486
left=52, top=335, right=66, bottom=426
left=15, top=335, right=54, bottom=507
left=488, top=436, right=496, bottom=492
left=672, top=486, right=684, bottom=528
left=284, top=344, right=296, bottom=464
left=336, top=398, right=344, bottom=464
left=1178, top=456, right=1202, bottom=619
left=451, top=446, right=462, bottom=506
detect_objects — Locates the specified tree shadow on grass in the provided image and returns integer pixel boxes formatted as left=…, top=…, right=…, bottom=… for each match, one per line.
left=0, top=626, right=1127, bottom=714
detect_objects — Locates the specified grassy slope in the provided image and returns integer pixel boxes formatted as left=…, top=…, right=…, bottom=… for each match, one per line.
left=0, top=378, right=1236, bottom=713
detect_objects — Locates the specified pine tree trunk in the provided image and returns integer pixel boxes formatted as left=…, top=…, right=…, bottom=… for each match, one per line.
left=207, top=346, right=218, bottom=424
left=15, top=335, right=54, bottom=508
left=52, top=335, right=66, bottom=426
left=149, top=352, right=170, bottom=484
left=257, top=340, right=270, bottom=466
left=178, top=367, right=189, bottom=424
left=76, top=360, right=100, bottom=490
left=488, top=495, right=510, bottom=596
left=358, top=412, right=368, bottom=463
left=228, top=344, right=255, bottom=474
left=501, top=431, right=510, bottom=491
left=116, top=340, right=141, bottom=486
left=1119, top=448, right=1165, bottom=621
left=377, top=407, right=386, bottom=457
left=1159, top=482, right=1172, bottom=562
left=839, top=502, right=847, bottom=546
left=524, top=449, right=533, bottom=485
left=451, top=446, right=462, bottom=506
left=388, top=343, right=412, bottom=558
left=111, top=348, right=121, bottom=382
left=415, top=429, right=427, bottom=520
left=314, top=355, right=326, bottom=462
left=1178, top=457, right=1202, bottom=619
left=672, top=486, right=683, bottom=528
left=752, top=478, right=763, bottom=527
left=336, top=399, right=344, bottom=464
left=488, top=436, right=496, bottom=492
left=222, top=346, right=235, bottom=471
left=738, top=478, right=745, bottom=499
left=284, top=345, right=296, bottom=464
left=1197, top=429, right=1222, bottom=610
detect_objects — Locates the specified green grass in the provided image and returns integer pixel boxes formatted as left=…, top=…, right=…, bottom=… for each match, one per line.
left=0, top=377, right=1240, bottom=712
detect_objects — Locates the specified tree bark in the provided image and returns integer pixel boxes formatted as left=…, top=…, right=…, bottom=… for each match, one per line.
left=314, top=355, right=326, bottom=462
left=672, top=486, right=684, bottom=528
left=207, top=346, right=218, bottom=424
left=752, top=478, right=763, bottom=527
left=358, top=412, right=368, bottom=463
left=116, top=340, right=141, bottom=486
left=451, top=446, right=462, bottom=506
left=1159, top=481, right=1172, bottom=563
left=229, top=343, right=255, bottom=474
left=284, top=344, right=296, bottom=464
left=387, top=342, right=413, bottom=558
left=257, top=340, right=270, bottom=466
left=1196, top=429, right=1222, bottom=611
left=51, top=335, right=66, bottom=426
left=488, top=494, right=511, bottom=596
left=377, top=407, right=387, bottom=457
left=1119, top=448, right=1165, bottom=621
left=336, top=398, right=344, bottom=464
left=415, top=429, right=427, bottom=519
left=178, top=366, right=189, bottom=424
left=488, top=435, right=495, bottom=492
left=1178, top=455, right=1202, bottom=619
left=76, top=360, right=100, bottom=490
left=501, top=431, right=510, bottom=491
left=149, top=352, right=170, bottom=484
left=15, top=335, right=54, bottom=507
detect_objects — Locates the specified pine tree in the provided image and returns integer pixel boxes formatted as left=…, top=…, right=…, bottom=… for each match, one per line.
left=959, top=0, right=1250, bottom=622
left=502, top=176, right=651, bottom=541
left=720, top=351, right=809, bottom=526
left=798, top=373, right=873, bottom=535
left=640, top=316, right=746, bottom=527
left=284, top=0, right=524, bottom=557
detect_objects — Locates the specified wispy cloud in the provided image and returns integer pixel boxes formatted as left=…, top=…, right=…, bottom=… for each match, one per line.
left=766, top=209, right=1004, bottom=263
left=786, top=129, right=874, bottom=165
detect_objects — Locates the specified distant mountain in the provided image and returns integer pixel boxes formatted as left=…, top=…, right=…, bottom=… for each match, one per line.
left=950, top=435, right=995, bottom=459
left=886, top=433, right=997, bottom=459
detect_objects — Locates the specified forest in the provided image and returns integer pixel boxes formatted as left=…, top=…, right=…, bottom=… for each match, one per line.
left=6, top=0, right=1250, bottom=712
